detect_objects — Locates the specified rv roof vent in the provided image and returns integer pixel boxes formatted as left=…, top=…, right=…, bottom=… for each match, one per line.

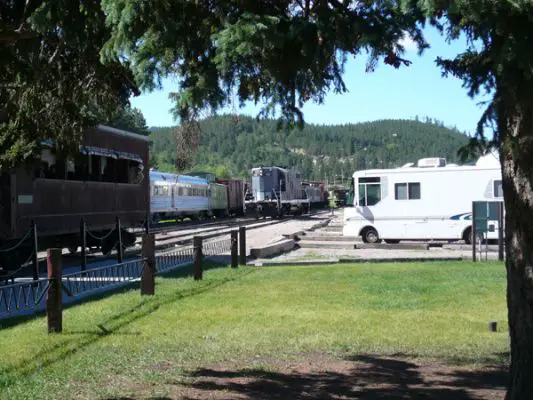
left=416, top=157, right=447, bottom=168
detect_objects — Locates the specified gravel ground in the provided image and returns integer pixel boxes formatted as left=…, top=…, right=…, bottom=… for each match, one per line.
left=248, top=210, right=504, bottom=263
left=243, top=214, right=331, bottom=250
left=269, top=246, right=501, bottom=262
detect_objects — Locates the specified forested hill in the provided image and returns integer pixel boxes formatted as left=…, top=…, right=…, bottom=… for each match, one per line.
left=149, top=114, right=471, bottom=182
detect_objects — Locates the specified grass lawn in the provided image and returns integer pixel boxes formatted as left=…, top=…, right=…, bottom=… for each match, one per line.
left=0, top=261, right=509, bottom=399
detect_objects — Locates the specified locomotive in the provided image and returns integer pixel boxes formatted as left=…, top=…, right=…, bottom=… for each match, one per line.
left=244, top=166, right=328, bottom=218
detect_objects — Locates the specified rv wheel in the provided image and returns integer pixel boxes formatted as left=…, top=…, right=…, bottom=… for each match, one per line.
left=362, top=228, right=380, bottom=244
left=464, top=227, right=484, bottom=245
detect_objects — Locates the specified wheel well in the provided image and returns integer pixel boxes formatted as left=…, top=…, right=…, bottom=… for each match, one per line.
left=462, top=226, right=472, bottom=241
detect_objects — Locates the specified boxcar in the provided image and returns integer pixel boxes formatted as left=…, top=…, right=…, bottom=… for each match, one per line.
left=0, top=124, right=149, bottom=269
left=216, top=178, right=245, bottom=216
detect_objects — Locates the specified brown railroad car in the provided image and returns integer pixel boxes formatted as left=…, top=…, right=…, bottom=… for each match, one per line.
left=0, top=125, right=149, bottom=269
left=215, top=178, right=245, bottom=216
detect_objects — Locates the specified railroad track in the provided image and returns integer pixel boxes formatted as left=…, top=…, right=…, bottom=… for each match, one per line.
left=5, top=212, right=326, bottom=281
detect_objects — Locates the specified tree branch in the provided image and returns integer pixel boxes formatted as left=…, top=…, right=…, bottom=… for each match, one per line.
left=0, top=30, right=35, bottom=43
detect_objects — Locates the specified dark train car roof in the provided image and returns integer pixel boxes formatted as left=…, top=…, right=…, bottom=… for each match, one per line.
left=93, top=124, right=150, bottom=142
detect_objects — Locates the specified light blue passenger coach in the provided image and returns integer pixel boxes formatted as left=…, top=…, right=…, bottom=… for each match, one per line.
left=149, top=170, right=210, bottom=222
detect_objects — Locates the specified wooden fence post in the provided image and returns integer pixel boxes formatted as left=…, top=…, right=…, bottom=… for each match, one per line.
left=193, top=236, right=203, bottom=280
left=116, top=217, right=123, bottom=263
left=239, top=226, right=246, bottom=266
left=80, top=218, right=87, bottom=271
left=46, top=248, right=63, bottom=333
left=32, top=222, right=39, bottom=280
left=140, top=233, right=156, bottom=295
left=231, top=230, right=238, bottom=268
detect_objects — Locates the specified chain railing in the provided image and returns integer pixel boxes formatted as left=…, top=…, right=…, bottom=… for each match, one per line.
left=0, top=225, right=37, bottom=282
left=0, top=278, right=51, bottom=314
left=61, top=258, right=145, bottom=297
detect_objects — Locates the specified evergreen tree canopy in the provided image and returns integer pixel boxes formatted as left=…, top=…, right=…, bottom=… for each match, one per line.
left=149, top=115, right=470, bottom=181
left=402, top=0, right=533, bottom=154
left=106, top=105, right=150, bottom=136
left=0, top=0, right=139, bottom=167
left=101, top=0, right=427, bottom=129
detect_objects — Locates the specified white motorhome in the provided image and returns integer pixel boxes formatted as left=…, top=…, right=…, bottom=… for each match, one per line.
left=342, top=153, right=503, bottom=243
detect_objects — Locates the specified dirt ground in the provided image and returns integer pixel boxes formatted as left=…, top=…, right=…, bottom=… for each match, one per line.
left=106, top=352, right=508, bottom=399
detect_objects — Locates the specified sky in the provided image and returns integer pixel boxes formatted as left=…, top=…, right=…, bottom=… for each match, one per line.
left=130, top=25, right=490, bottom=136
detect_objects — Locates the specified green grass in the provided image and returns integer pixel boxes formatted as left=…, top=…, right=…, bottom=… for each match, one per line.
left=0, top=261, right=508, bottom=399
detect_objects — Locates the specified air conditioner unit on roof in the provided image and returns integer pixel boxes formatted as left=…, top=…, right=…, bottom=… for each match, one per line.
left=417, top=157, right=447, bottom=168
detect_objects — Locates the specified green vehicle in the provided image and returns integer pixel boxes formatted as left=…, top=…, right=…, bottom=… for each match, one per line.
left=209, top=183, right=228, bottom=217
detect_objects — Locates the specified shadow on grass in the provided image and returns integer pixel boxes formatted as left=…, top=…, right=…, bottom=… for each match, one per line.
left=178, top=354, right=508, bottom=400
left=0, top=263, right=253, bottom=388
left=105, top=398, right=172, bottom=400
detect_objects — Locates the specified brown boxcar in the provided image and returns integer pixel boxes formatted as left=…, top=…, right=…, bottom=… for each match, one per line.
left=215, top=178, right=245, bottom=216
left=0, top=124, right=149, bottom=269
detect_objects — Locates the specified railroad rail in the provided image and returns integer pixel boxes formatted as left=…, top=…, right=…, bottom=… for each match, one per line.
left=1, top=212, right=322, bottom=283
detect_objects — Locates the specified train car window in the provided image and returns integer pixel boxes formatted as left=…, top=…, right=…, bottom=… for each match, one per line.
left=35, top=149, right=56, bottom=179
left=102, top=157, right=116, bottom=183
left=116, top=159, right=129, bottom=183
left=66, top=157, right=76, bottom=180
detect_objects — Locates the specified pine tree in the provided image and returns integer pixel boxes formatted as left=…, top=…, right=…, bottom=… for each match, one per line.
left=402, top=1, right=533, bottom=397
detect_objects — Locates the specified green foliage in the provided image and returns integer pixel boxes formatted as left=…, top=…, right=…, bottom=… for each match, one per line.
left=101, top=1, right=428, bottom=128
left=105, top=105, right=150, bottom=136
left=0, top=1, right=139, bottom=168
left=149, top=114, right=470, bottom=181
left=403, top=0, right=533, bottom=154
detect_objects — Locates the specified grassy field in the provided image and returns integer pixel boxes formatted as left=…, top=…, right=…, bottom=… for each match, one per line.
left=0, top=261, right=508, bottom=399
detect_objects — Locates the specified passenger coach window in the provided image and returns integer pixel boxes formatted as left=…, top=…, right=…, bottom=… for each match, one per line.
left=494, top=180, right=503, bottom=198
left=358, top=177, right=381, bottom=206
left=395, top=182, right=421, bottom=200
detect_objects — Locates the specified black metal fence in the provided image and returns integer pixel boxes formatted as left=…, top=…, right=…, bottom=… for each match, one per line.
left=62, top=258, right=146, bottom=298
left=0, top=227, right=246, bottom=331
left=0, top=278, right=51, bottom=314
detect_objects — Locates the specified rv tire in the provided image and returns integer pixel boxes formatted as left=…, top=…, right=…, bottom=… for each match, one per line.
left=464, top=227, right=484, bottom=245
left=362, top=227, right=380, bottom=244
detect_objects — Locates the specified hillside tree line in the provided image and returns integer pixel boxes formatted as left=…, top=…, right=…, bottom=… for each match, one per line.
left=149, top=115, right=471, bottom=184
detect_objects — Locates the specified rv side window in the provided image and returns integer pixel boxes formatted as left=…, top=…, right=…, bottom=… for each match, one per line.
left=395, top=182, right=421, bottom=200
left=493, top=180, right=503, bottom=198
left=358, top=177, right=381, bottom=206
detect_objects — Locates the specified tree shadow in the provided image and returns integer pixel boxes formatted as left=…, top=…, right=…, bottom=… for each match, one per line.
left=182, top=354, right=507, bottom=399
left=0, top=271, right=246, bottom=388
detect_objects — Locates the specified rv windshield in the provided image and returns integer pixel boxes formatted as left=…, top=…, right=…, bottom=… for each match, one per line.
left=358, top=176, right=381, bottom=206
left=346, top=178, right=355, bottom=207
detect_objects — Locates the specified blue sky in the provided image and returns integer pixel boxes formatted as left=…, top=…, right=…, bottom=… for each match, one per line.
left=130, top=25, right=489, bottom=136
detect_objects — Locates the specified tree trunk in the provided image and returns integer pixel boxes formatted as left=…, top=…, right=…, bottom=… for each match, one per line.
left=500, top=106, right=533, bottom=399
